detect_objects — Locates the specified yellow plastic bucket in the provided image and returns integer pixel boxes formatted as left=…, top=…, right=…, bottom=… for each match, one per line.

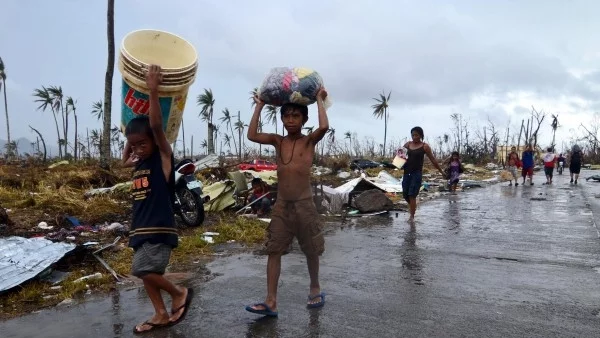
left=118, top=29, right=198, bottom=144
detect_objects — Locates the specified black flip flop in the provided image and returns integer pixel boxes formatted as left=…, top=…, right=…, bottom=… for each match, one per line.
left=133, top=321, right=169, bottom=334
left=170, top=288, right=194, bottom=326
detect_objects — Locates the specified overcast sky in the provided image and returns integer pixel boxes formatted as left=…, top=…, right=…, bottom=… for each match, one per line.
left=2, top=0, right=600, bottom=154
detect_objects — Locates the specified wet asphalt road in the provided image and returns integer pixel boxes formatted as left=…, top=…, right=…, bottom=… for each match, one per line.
left=3, top=171, right=600, bottom=337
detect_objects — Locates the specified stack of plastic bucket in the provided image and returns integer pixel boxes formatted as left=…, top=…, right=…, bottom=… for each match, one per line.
left=118, top=29, right=198, bottom=144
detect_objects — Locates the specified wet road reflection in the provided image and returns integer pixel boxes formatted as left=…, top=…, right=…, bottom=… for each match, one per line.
left=400, top=224, right=423, bottom=285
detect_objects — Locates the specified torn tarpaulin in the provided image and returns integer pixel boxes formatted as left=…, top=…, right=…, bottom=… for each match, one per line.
left=0, top=236, right=76, bottom=292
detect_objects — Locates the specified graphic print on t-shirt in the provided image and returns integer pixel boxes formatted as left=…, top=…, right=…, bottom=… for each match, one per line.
left=131, top=169, right=151, bottom=201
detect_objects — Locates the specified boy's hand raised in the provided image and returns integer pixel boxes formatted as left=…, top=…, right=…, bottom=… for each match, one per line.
left=316, top=88, right=328, bottom=101
left=253, top=95, right=265, bottom=108
left=145, top=64, right=163, bottom=91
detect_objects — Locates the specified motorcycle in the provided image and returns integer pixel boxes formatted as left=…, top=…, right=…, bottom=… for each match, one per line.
left=557, top=161, right=565, bottom=175
left=173, top=159, right=209, bottom=227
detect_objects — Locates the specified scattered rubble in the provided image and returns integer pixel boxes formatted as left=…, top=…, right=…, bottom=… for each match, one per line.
left=0, top=236, right=76, bottom=292
left=353, top=190, right=394, bottom=213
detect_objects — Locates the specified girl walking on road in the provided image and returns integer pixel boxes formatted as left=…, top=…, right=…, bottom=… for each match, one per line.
left=444, top=151, right=464, bottom=193
left=402, top=127, right=446, bottom=223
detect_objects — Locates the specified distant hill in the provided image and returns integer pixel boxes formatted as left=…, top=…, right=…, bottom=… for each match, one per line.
left=0, top=137, right=60, bottom=157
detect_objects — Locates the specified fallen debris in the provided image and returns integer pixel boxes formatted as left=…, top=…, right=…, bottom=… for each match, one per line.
left=0, top=236, right=76, bottom=292
left=353, top=189, right=394, bottom=213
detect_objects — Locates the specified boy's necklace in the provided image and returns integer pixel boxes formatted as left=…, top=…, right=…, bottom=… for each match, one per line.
left=280, top=136, right=299, bottom=165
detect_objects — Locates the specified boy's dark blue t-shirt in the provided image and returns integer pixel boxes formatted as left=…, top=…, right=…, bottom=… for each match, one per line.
left=522, top=151, right=535, bottom=168
left=129, top=150, right=178, bottom=249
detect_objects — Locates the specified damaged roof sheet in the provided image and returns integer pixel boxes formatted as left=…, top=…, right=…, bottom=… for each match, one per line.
left=0, top=236, right=76, bottom=292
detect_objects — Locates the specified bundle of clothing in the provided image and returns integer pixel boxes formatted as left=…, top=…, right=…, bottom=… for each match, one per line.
left=258, top=67, right=331, bottom=107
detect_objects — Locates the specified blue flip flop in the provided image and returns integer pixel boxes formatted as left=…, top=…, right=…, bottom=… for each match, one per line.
left=307, top=293, right=326, bottom=309
left=245, top=303, right=279, bottom=317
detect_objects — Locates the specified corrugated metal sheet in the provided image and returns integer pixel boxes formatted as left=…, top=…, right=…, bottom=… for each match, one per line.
left=0, top=236, right=76, bottom=292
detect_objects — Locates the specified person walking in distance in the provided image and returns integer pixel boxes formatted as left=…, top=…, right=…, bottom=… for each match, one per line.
left=245, top=88, right=330, bottom=317
left=569, top=145, right=584, bottom=184
left=402, top=127, right=446, bottom=223
left=521, top=144, right=535, bottom=186
left=542, top=147, right=557, bottom=185
left=506, top=146, right=521, bottom=186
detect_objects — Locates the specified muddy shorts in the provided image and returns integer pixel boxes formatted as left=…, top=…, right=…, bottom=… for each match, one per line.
left=131, top=242, right=172, bottom=278
left=266, top=198, right=325, bottom=256
left=544, top=166, right=554, bottom=177
left=402, top=171, right=423, bottom=201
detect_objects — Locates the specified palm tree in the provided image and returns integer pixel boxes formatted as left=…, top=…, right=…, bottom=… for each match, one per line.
left=326, top=128, right=335, bottom=156
left=33, top=86, right=63, bottom=158
left=0, top=57, right=11, bottom=153
left=212, top=125, right=220, bottom=155
left=223, top=134, right=232, bottom=154
left=198, top=88, right=215, bottom=154
left=249, top=87, right=259, bottom=107
left=265, top=105, right=279, bottom=134
left=344, top=131, right=352, bottom=156
left=91, top=100, right=103, bottom=120
left=551, top=114, right=559, bottom=150
left=303, top=126, right=314, bottom=134
left=234, top=119, right=246, bottom=159
left=101, top=0, right=115, bottom=169
left=219, top=108, right=238, bottom=156
left=372, top=91, right=391, bottom=157
left=200, top=139, right=208, bottom=155
left=29, top=125, right=47, bottom=161
left=66, top=97, right=78, bottom=159
left=90, top=129, right=102, bottom=156
left=48, top=86, right=68, bottom=156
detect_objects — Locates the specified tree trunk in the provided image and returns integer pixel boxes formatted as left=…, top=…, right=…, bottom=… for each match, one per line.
left=229, top=122, right=238, bottom=158
left=64, top=104, right=69, bottom=157
left=383, top=109, right=388, bottom=157
left=2, top=81, right=10, bottom=153
left=86, top=128, right=91, bottom=158
left=100, top=0, right=115, bottom=170
left=191, top=135, right=194, bottom=159
left=73, top=108, right=78, bottom=160
left=29, top=125, right=47, bottom=162
left=238, top=111, right=242, bottom=160
left=207, top=123, right=214, bottom=154
left=52, top=109, right=63, bottom=159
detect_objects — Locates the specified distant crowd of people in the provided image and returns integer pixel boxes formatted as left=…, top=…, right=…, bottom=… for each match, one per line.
left=505, top=145, right=583, bottom=186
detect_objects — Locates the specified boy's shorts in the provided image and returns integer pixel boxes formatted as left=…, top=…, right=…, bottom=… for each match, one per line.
left=522, top=167, right=534, bottom=178
left=508, top=165, right=518, bottom=178
left=266, top=198, right=324, bottom=256
left=544, top=166, right=554, bottom=177
left=131, top=242, right=172, bottom=278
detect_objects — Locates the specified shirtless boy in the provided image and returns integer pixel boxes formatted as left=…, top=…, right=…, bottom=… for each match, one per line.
left=245, top=89, right=329, bottom=317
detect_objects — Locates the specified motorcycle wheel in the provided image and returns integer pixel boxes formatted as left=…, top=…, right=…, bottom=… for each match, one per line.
left=176, top=187, right=205, bottom=227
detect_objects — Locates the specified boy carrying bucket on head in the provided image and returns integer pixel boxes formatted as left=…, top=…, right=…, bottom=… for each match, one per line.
left=245, top=88, right=329, bottom=317
left=521, top=144, right=535, bottom=186
left=123, top=65, right=193, bottom=334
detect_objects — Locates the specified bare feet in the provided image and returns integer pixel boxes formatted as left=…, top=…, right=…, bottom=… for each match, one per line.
left=169, top=287, right=188, bottom=323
